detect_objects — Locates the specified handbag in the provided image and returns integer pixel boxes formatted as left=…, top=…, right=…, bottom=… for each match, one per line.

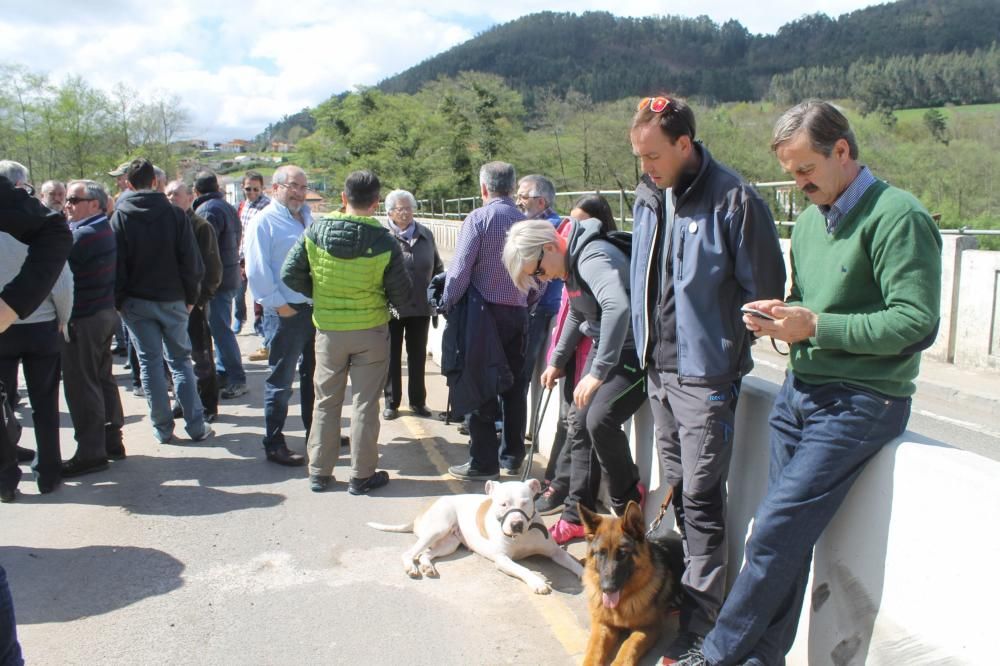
left=0, top=380, right=22, bottom=447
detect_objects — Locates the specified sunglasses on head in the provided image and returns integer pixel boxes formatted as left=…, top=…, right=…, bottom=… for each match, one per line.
left=530, top=248, right=546, bottom=278
left=637, top=96, right=674, bottom=114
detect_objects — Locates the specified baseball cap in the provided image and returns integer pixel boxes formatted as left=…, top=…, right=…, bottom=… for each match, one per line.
left=108, top=162, right=130, bottom=177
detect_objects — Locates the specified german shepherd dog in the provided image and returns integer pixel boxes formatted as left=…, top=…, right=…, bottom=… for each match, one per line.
left=579, top=501, right=684, bottom=666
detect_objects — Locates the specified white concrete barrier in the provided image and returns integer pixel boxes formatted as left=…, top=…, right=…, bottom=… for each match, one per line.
left=426, top=318, right=998, bottom=664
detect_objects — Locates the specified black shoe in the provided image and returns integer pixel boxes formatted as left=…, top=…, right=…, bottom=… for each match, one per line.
left=266, top=447, right=306, bottom=467
left=501, top=462, right=523, bottom=477
left=535, top=485, right=567, bottom=516
left=205, top=412, right=218, bottom=424
left=341, top=436, right=350, bottom=448
left=382, top=407, right=398, bottom=420
left=457, top=422, right=469, bottom=436
left=448, top=461, right=499, bottom=482
left=0, top=486, right=16, bottom=503
left=348, top=470, right=390, bottom=495
left=410, top=405, right=432, bottom=417
left=172, top=403, right=183, bottom=419
left=309, top=475, right=334, bottom=492
left=16, top=445, right=35, bottom=463
left=37, top=476, right=61, bottom=494
left=107, top=447, right=127, bottom=461
left=220, top=383, right=248, bottom=399
left=123, top=361, right=132, bottom=370
left=61, top=456, right=110, bottom=478
left=662, top=630, right=706, bottom=664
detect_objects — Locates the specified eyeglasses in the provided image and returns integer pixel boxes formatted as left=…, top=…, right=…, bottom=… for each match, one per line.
left=530, top=249, right=546, bottom=278
left=391, top=206, right=413, bottom=213
left=66, top=196, right=95, bottom=205
left=637, top=96, right=674, bottom=113
left=516, top=193, right=541, bottom=202
left=278, top=182, right=309, bottom=193
left=243, top=186, right=261, bottom=192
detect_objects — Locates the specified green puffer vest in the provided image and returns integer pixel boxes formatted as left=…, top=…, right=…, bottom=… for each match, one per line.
left=284, top=214, right=409, bottom=331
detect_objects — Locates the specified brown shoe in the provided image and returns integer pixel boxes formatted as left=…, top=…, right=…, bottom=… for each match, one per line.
left=248, top=346, right=269, bottom=361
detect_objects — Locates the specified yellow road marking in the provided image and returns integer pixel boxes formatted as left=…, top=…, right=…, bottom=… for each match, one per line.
left=399, top=414, right=590, bottom=662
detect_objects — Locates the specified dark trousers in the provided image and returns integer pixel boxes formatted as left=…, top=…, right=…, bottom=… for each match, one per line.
left=0, top=566, right=23, bottom=666
left=62, top=309, right=125, bottom=461
left=543, top=354, right=577, bottom=488
left=649, top=370, right=742, bottom=637
left=384, top=316, right=430, bottom=410
left=468, top=304, right=528, bottom=472
left=0, top=321, right=62, bottom=484
left=562, top=346, right=646, bottom=524
left=188, top=304, right=218, bottom=416
left=262, top=307, right=315, bottom=452
left=235, top=261, right=248, bottom=323
left=703, top=377, right=911, bottom=666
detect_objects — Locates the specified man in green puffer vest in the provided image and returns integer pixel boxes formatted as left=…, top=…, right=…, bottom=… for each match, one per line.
left=282, top=170, right=412, bottom=495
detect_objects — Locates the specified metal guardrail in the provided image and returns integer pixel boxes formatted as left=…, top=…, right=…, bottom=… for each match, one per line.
left=409, top=182, right=998, bottom=239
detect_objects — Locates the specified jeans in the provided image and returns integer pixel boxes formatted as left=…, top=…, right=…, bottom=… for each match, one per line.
left=702, top=376, right=911, bottom=666
left=0, top=321, right=62, bottom=484
left=524, top=306, right=557, bottom=434
left=261, top=307, right=315, bottom=452
left=384, top=316, right=430, bottom=409
left=468, top=303, right=528, bottom=472
left=122, top=298, right=207, bottom=442
left=208, top=288, right=246, bottom=385
left=0, top=566, right=23, bottom=666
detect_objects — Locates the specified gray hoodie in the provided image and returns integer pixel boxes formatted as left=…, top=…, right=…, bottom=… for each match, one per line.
left=550, top=218, right=634, bottom=381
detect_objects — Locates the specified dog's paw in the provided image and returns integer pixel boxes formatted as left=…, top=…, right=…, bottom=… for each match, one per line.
left=404, top=563, right=421, bottom=579
left=528, top=577, right=552, bottom=595
left=418, top=561, right=439, bottom=578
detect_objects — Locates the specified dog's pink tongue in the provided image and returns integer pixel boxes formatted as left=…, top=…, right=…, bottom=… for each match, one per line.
left=602, top=591, right=620, bottom=609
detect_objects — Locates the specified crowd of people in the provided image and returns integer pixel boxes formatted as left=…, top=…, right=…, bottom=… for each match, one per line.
left=0, top=96, right=943, bottom=666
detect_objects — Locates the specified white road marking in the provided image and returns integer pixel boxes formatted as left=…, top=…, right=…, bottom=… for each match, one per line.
left=913, top=408, right=1000, bottom=439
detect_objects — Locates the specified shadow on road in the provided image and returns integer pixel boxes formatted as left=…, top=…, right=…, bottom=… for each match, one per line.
left=2, top=545, right=184, bottom=624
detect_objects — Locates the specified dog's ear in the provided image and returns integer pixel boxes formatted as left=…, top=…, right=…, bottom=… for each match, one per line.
left=578, top=503, right=602, bottom=539
left=527, top=478, right=542, bottom=496
left=484, top=480, right=496, bottom=495
left=622, top=501, right=646, bottom=541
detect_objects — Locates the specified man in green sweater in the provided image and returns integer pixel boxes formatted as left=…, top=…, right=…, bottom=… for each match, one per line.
left=677, top=101, right=942, bottom=666
left=282, top=170, right=411, bottom=495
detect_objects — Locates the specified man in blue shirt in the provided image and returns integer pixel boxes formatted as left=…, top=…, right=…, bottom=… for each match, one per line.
left=245, top=165, right=317, bottom=467
left=443, top=162, right=530, bottom=481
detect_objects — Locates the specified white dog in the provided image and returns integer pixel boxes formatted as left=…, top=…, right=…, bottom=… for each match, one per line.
left=368, top=479, right=583, bottom=594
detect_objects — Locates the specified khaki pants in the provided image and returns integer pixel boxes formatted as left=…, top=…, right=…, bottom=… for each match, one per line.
left=307, top=325, right=389, bottom=480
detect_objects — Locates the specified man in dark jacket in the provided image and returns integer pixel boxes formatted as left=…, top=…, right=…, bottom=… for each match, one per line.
left=167, top=180, right=223, bottom=421
left=628, top=95, right=786, bottom=663
left=111, top=158, right=211, bottom=444
left=60, top=180, right=126, bottom=478
left=193, top=170, right=247, bottom=399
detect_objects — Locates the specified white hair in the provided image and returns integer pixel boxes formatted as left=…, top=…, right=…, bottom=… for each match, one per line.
left=0, top=160, right=29, bottom=186
left=385, top=189, right=416, bottom=211
left=503, top=219, right=558, bottom=294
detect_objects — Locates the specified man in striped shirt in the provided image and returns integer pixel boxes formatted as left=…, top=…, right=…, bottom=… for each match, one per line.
left=442, top=161, right=530, bottom=481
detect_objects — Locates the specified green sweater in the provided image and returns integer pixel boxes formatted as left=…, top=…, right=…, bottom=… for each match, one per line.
left=281, top=213, right=412, bottom=331
left=787, top=180, right=942, bottom=397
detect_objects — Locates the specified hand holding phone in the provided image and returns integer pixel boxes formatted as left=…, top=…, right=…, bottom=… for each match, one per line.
left=740, top=306, right=776, bottom=321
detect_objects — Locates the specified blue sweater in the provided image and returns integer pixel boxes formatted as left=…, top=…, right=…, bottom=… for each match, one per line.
left=68, top=214, right=116, bottom=319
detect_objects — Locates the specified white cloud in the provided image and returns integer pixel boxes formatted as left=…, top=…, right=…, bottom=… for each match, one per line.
left=2, top=0, right=884, bottom=141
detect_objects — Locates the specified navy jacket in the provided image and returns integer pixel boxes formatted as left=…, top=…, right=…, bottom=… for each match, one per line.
left=440, top=286, right=513, bottom=417
left=194, top=191, right=241, bottom=292
left=629, top=144, right=786, bottom=385
left=68, top=214, right=116, bottom=319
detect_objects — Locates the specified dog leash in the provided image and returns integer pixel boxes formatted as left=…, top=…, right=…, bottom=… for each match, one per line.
left=645, top=484, right=676, bottom=538
left=521, top=386, right=553, bottom=483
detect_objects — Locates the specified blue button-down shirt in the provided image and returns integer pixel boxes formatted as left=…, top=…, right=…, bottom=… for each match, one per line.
left=443, top=197, right=527, bottom=308
left=821, top=165, right=876, bottom=233
left=244, top=200, right=313, bottom=308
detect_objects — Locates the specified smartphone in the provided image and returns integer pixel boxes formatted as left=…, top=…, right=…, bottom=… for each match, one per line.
left=740, top=306, right=776, bottom=321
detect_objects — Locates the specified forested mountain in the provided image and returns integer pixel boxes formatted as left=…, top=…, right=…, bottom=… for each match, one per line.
left=377, top=0, right=1000, bottom=104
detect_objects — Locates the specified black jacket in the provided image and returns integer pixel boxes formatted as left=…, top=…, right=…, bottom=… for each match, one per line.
left=188, top=210, right=223, bottom=307
left=441, top=285, right=513, bottom=417
left=194, top=191, right=241, bottom=292
left=386, top=221, right=444, bottom=318
left=110, top=191, right=204, bottom=309
left=0, top=176, right=72, bottom=318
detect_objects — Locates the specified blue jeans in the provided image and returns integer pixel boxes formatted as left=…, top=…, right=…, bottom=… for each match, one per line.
left=122, top=298, right=207, bottom=442
left=262, top=307, right=315, bottom=452
left=0, top=566, right=23, bottom=666
left=208, top=288, right=246, bottom=385
left=703, top=376, right=911, bottom=666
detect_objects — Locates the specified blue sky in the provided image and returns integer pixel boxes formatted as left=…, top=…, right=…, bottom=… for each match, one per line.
left=2, top=1, right=886, bottom=142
